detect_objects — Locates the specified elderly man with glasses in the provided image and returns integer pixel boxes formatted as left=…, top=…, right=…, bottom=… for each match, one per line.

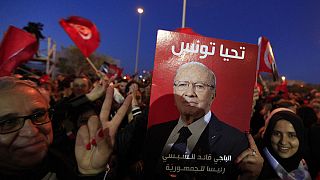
left=0, top=76, right=132, bottom=179
left=144, top=62, right=263, bottom=179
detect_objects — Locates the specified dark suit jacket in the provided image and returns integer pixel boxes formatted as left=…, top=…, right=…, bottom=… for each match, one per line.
left=144, top=113, right=249, bottom=180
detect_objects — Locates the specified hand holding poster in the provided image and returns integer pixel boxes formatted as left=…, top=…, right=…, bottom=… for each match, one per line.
left=144, top=30, right=259, bottom=179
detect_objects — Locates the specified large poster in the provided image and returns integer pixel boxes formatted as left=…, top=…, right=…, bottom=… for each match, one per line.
left=149, top=30, right=258, bottom=131
left=144, top=30, right=258, bottom=178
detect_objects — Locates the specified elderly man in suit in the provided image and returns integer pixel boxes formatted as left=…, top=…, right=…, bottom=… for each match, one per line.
left=144, top=62, right=263, bottom=179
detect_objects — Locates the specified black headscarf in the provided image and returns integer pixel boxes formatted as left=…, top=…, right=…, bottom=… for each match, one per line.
left=263, top=109, right=305, bottom=172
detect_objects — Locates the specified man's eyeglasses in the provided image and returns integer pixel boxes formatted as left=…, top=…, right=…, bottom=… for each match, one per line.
left=174, top=81, right=215, bottom=92
left=0, top=109, right=53, bottom=134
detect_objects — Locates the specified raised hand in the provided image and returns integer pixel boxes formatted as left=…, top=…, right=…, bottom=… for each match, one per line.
left=75, top=86, right=132, bottom=174
left=86, top=76, right=107, bottom=102
left=236, top=133, right=264, bottom=180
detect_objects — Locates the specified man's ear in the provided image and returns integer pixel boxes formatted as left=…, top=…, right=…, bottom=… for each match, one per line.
left=211, top=90, right=216, bottom=99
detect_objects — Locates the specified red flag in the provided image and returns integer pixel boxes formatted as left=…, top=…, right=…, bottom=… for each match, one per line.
left=257, top=36, right=279, bottom=81
left=109, top=64, right=123, bottom=77
left=39, top=74, right=50, bottom=84
left=100, top=62, right=123, bottom=78
left=275, top=81, right=288, bottom=99
left=59, top=16, right=100, bottom=57
left=0, top=26, right=38, bottom=77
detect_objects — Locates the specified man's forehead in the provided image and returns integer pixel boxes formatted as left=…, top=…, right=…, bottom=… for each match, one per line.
left=1, top=83, right=29, bottom=92
left=0, top=85, right=47, bottom=102
left=175, top=65, right=210, bottom=80
left=0, top=86, right=48, bottom=115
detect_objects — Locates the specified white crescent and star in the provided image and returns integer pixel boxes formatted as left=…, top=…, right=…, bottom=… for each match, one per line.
left=69, top=23, right=92, bottom=40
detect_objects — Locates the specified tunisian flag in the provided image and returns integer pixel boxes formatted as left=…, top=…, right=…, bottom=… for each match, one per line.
left=100, top=62, right=123, bottom=78
left=0, top=26, right=38, bottom=77
left=257, top=36, right=279, bottom=81
left=59, top=16, right=100, bottom=57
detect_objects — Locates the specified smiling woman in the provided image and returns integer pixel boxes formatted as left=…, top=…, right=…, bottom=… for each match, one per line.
left=258, top=108, right=311, bottom=180
left=270, top=120, right=299, bottom=159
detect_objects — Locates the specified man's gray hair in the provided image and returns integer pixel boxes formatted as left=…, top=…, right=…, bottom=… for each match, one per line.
left=175, top=61, right=216, bottom=87
left=0, top=76, right=50, bottom=103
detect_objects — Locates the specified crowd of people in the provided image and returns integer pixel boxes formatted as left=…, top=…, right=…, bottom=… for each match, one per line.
left=0, top=71, right=319, bottom=180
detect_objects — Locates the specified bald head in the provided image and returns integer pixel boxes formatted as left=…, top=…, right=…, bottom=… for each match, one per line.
left=174, top=62, right=216, bottom=87
left=0, top=76, right=49, bottom=103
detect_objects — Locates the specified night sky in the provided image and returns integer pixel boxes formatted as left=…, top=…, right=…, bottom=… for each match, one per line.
left=1, top=0, right=319, bottom=83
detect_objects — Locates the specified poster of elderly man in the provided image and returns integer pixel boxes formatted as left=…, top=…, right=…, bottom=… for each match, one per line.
left=144, top=30, right=262, bottom=179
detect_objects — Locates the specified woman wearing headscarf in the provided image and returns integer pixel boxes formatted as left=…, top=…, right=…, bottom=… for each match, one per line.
left=258, top=108, right=311, bottom=180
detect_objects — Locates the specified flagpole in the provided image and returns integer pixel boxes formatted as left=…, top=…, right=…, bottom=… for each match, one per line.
left=85, top=57, right=101, bottom=77
left=135, top=7, right=144, bottom=74
left=258, top=74, right=270, bottom=95
left=182, top=0, right=187, bottom=28
left=46, top=37, right=51, bottom=75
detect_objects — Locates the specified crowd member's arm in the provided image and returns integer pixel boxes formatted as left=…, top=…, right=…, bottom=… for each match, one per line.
left=236, top=133, right=264, bottom=180
left=53, top=78, right=107, bottom=119
left=115, top=88, right=147, bottom=158
left=69, top=79, right=107, bottom=107
left=51, top=78, right=108, bottom=141
left=75, top=86, right=132, bottom=175
left=129, top=89, right=143, bottom=120
left=116, top=107, right=147, bottom=154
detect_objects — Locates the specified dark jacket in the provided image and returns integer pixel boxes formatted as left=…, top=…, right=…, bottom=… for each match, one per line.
left=0, top=148, right=106, bottom=180
left=144, top=112, right=248, bottom=180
